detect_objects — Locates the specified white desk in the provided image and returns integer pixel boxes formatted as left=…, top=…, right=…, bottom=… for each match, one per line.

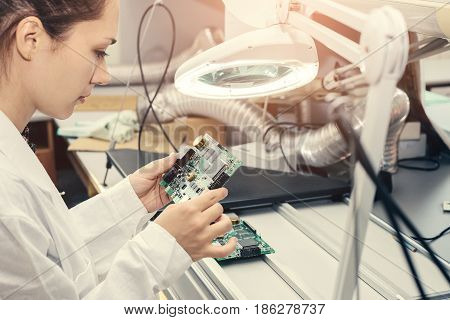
left=55, top=113, right=124, bottom=195
left=168, top=201, right=449, bottom=300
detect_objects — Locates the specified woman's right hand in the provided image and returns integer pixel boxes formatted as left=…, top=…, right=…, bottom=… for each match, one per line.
left=154, top=188, right=237, bottom=261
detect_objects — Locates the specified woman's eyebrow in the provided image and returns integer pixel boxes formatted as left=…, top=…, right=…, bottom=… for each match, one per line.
left=106, top=38, right=117, bottom=45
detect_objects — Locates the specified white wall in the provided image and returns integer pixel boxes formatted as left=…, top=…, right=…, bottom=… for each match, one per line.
left=107, top=0, right=224, bottom=65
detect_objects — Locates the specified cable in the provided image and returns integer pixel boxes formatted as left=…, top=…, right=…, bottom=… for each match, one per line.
left=101, top=1, right=162, bottom=186
left=102, top=156, right=113, bottom=187
left=102, top=140, right=116, bottom=187
left=261, top=121, right=304, bottom=172
left=273, top=122, right=321, bottom=174
left=398, top=157, right=440, bottom=171
left=137, top=2, right=178, bottom=164
left=336, top=115, right=426, bottom=298
left=262, top=121, right=302, bottom=143
left=137, top=2, right=177, bottom=154
left=279, top=125, right=298, bottom=172
left=336, top=114, right=450, bottom=299
left=109, top=0, right=162, bottom=143
left=411, top=226, right=450, bottom=243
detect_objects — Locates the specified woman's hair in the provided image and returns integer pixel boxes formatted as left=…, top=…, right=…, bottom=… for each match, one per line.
left=0, top=0, right=106, bottom=75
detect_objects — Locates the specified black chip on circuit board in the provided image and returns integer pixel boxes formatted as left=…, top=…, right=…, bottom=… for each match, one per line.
left=239, top=238, right=259, bottom=247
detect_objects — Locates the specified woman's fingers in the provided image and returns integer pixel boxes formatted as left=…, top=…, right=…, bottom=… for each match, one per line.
left=190, top=188, right=228, bottom=212
left=206, top=237, right=238, bottom=259
left=154, top=186, right=232, bottom=261
left=139, top=153, right=178, bottom=178
left=159, top=186, right=171, bottom=204
left=203, top=203, right=224, bottom=225
left=208, top=214, right=232, bottom=239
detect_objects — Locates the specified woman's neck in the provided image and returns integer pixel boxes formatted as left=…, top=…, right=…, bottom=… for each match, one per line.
left=0, top=79, right=35, bottom=132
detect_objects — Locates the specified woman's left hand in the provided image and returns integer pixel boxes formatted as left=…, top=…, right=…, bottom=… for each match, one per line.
left=129, top=154, right=177, bottom=212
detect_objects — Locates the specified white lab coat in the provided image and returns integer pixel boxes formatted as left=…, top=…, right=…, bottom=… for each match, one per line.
left=0, top=111, right=192, bottom=299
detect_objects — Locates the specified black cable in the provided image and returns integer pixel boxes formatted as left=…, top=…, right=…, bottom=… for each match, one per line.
left=336, top=114, right=450, bottom=298
left=398, top=157, right=440, bottom=171
left=262, top=121, right=302, bottom=143
left=337, top=115, right=450, bottom=291
left=336, top=115, right=427, bottom=299
left=411, top=226, right=450, bottom=243
left=262, top=121, right=320, bottom=143
left=137, top=2, right=178, bottom=163
left=279, top=125, right=299, bottom=173
left=102, top=156, right=113, bottom=187
left=265, top=122, right=319, bottom=173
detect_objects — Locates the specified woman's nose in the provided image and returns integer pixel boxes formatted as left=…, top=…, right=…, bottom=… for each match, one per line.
left=91, top=60, right=112, bottom=86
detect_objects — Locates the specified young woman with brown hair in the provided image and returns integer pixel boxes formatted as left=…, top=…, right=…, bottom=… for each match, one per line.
left=0, top=0, right=236, bottom=299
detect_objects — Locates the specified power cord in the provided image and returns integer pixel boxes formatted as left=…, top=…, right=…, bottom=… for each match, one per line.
left=279, top=124, right=300, bottom=172
left=262, top=121, right=320, bottom=173
left=398, top=157, right=440, bottom=171
left=411, top=226, right=450, bottom=243
left=137, top=2, right=178, bottom=167
left=102, top=141, right=116, bottom=187
left=102, top=1, right=163, bottom=186
left=337, top=116, right=426, bottom=298
left=262, top=121, right=301, bottom=143
left=336, top=113, right=450, bottom=299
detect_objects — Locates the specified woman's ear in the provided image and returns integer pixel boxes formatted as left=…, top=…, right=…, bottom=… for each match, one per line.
left=15, top=17, right=46, bottom=61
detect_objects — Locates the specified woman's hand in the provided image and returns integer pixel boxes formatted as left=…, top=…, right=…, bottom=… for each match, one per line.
left=155, top=188, right=237, bottom=261
left=129, top=154, right=177, bottom=213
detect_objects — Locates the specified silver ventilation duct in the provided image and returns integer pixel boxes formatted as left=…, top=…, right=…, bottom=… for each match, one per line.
left=139, top=85, right=409, bottom=172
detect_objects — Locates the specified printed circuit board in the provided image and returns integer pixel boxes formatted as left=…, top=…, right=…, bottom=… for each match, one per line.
left=160, top=134, right=242, bottom=203
left=214, top=213, right=275, bottom=261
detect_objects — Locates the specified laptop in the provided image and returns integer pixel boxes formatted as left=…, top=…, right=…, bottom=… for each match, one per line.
left=107, top=149, right=350, bottom=211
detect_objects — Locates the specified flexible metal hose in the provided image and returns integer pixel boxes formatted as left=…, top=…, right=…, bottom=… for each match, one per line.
left=140, top=86, right=409, bottom=171
left=138, top=84, right=276, bottom=143
left=279, top=89, right=410, bottom=172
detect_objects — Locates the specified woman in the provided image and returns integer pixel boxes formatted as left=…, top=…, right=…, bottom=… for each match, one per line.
left=0, top=0, right=237, bottom=299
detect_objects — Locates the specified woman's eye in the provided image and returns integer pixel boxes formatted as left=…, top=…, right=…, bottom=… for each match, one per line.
left=95, top=50, right=109, bottom=59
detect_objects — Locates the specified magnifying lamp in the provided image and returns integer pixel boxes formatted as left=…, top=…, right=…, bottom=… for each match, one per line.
left=175, top=0, right=366, bottom=99
left=175, top=24, right=319, bottom=99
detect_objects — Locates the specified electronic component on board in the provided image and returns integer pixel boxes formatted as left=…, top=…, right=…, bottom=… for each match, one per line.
left=212, top=218, right=275, bottom=261
left=226, top=213, right=240, bottom=226
left=160, top=134, right=241, bottom=204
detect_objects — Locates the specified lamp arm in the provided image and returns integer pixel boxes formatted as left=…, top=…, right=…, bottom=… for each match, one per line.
left=334, top=6, right=408, bottom=299
left=289, top=2, right=409, bottom=299
left=334, top=81, right=401, bottom=299
left=286, top=0, right=372, bottom=64
left=298, top=0, right=367, bottom=31
left=287, top=12, right=361, bottom=64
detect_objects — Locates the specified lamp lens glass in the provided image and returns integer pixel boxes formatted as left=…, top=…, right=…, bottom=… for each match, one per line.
left=176, top=59, right=318, bottom=99
left=198, top=63, right=294, bottom=89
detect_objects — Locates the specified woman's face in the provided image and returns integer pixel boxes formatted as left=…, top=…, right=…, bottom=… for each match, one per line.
left=25, top=0, right=119, bottom=119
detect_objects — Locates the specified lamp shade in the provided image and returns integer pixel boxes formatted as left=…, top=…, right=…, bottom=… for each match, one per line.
left=175, top=25, right=319, bottom=99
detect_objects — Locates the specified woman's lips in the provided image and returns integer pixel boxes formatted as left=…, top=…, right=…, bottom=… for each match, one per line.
left=78, top=94, right=90, bottom=104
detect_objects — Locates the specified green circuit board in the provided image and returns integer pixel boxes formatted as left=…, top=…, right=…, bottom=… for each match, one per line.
left=213, top=216, right=275, bottom=261
left=160, top=134, right=242, bottom=203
